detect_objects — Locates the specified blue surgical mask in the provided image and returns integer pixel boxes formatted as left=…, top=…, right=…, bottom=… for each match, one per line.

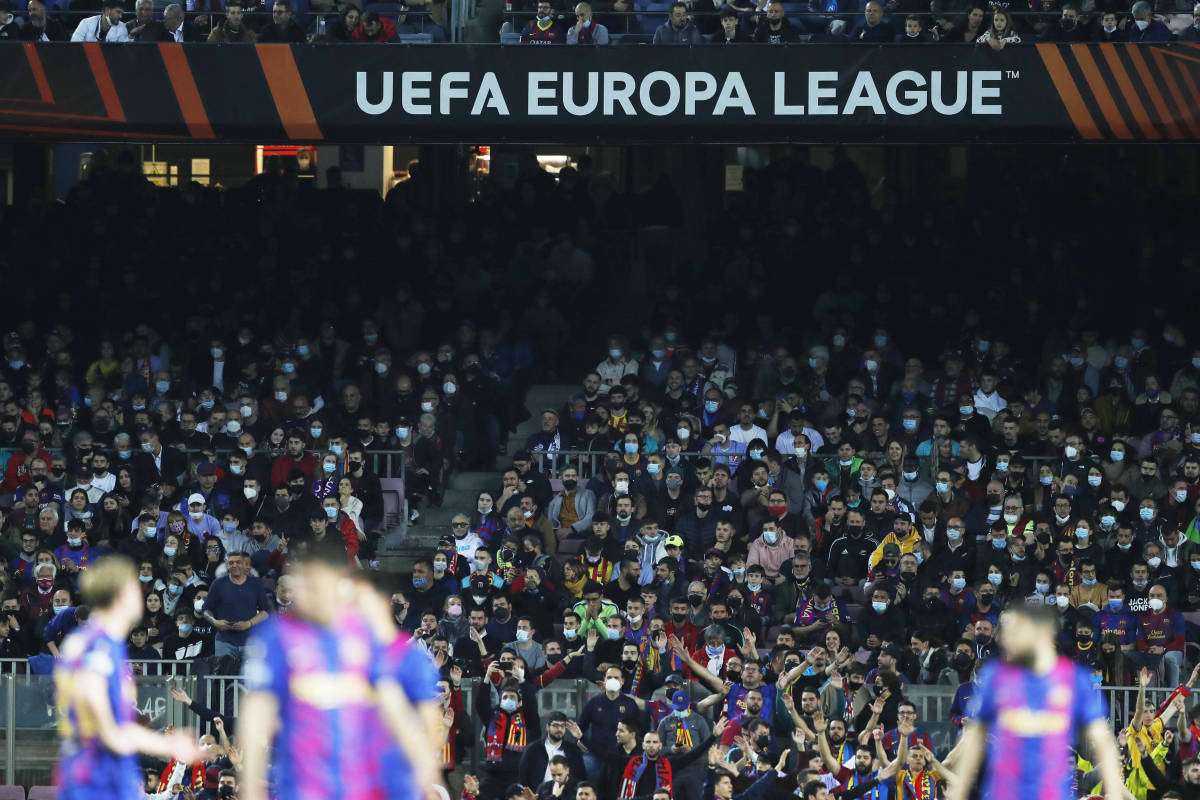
left=987, top=573, right=1002, bottom=585
left=230, top=464, right=244, bottom=476
left=874, top=335, right=888, bottom=348
left=871, top=601, right=887, bottom=613
left=704, top=400, right=720, bottom=414
left=500, top=698, right=518, bottom=713
left=412, top=577, right=429, bottom=589
left=563, top=628, right=579, bottom=640
left=1082, top=577, right=1097, bottom=586
left=902, top=419, right=917, bottom=432
left=178, top=624, right=193, bottom=636
left=747, top=582, right=762, bottom=593
left=647, top=463, right=661, bottom=475
left=516, top=629, right=531, bottom=643
left=951, top=577, right=966, bottom=590
left=624, top=442, right=638, bottom=455
left=935, top=482, right=949, bottom=494
left=1140, top=508, right=1155, bottom=521
left=814, top=480, right=828, bottom=492
left=1114, top=355, right=1128, bottom=369
left=1108, top=598, right=1122, bottom=610
left=749, top=449, right=763, bottom=460
left=324, top=507, right=337, bottom=519
left=163, top=546, right=177, bottom=558
left=732, top=567, right=745, bottom=577
left=1039, top=476, right=1053, bottom=486
left=606, top=628, right=621, bottom=641
left=1101, top=515, right=1116, bottom=527
left=310, top=427, right=323, bottom=439
left=991, top=539, right=1007, bottom=550
left=1116, top=542, right=1132, bottom=551
left=118, top=450, right=131, bottom=460
left=222, top=521, right=237, bottom=534
left=903, top=471, right=918, bottom=481
left=996, top=461, right=1009, bottom=473
left=168, top=584, right=183, bottom=596
left=1110, top=450, right=1124, bottom=462
left=330, top=444, right=344, bottom=457
left=297, top=345, right=310, bottom=357
left=282, top=362, right=296, bottom=375
left=959, top=405, right=974, bottom=415
left=1074, top=528, right=1089, bottom=539
left=155, top=380, right=170, bottom=393
left=53, top=605, right=68, bottom=616
left=323, top=462, right=336, bottom=474
left=651, top=349, right=666, bottom=360
left=1087, top=475, right=1102, bottom=487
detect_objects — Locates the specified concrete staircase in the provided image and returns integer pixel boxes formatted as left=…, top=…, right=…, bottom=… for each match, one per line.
left=377, top=383, right=577, bottom=574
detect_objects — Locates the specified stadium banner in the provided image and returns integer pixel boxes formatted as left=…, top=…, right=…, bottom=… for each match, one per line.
left=0, top=41, right=1196, bottom=142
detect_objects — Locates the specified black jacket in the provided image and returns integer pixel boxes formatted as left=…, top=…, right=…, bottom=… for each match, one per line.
left=518, top=737, right=586, bottom=790
left=256, top=19, right=305, bottom=41
left=18, top=17, right=67, bottom=40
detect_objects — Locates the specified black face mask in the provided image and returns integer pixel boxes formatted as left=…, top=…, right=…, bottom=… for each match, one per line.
left=726, top=670, right=742, bottom=683
left=695, top=501, right=712, bottom=512
left=978, top=593, right=995, bottom=605
left=755, top=734, right=770, bottom=749
left=951, top=652, right=973, bottom=670
left=218, top=786, right=235, bottom=799
left=727, top=598, right=742, bottom=611
left=688, top=595, right=704, bottom=606
left=274, top=496, right=289, bottom=511
left=494, top=608, right=510, bottom=622
left=671, top=612, right=687, bottom=623
left=1076, top=634, right=1092, bottom=645
left=392, top=601, right=406, bottom=616
left=987, top=493, right=1002, bottom=505
left=847, top=526, right=865, bottom=537
left=924, top=596, right=940, bottom=608
left=562, top=479, right=577, bottom=491
left=622, top=659, right=639, bottom=670
left=348, top=460, right=362, bottom=472
left=546, top=653, right=565, bottom=665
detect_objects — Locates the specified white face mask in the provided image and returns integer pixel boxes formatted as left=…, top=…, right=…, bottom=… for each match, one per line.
left=795, top=447, right=807, bottom=458
left=676, top=428, right=690, bottom=441
left=1135, top=18, right=1149, bottom=29
left=615, top=480, right=629, bottom=494
left=604, top=678, right=623, bottom=693
left=190, top=511, right=204, bottom=521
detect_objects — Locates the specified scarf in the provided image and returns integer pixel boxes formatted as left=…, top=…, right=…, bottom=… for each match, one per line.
left=576, top=20, right=594, bottom=42
left=902, top=770, right=935, bottom=800
left=620, top=754, right=672, bottom=799
left=626, top=660, right=646, bottom=696
left=485, top=709, right=527, bottom=762
left=641, top=639, right=682, bottom=676
left=158, top=760, right=205, bottom=793
left=564, top=574, right=586, bottom=598
left=671, top=714, right=694, bottom=749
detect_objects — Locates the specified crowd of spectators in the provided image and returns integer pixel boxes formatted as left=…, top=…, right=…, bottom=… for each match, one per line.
left=4, top=144, right=1200, bottom=800
left=511, top=0, right=1200, bottom=44
left=2, top=0, right=1197, bottom=44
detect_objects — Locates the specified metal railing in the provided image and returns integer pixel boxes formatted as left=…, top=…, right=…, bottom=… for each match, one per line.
left=0, top=446, right=406, bottom=480
left=0, top=666, right=1184, bottom=785
left=535, top=448, right=1062, bottom=477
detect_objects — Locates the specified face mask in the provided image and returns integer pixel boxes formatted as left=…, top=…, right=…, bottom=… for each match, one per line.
left=746, top=581, right=762, bottom=593
left=274, top=496, right=289, bottom=511
left=1149, top=598, right=1165, bottom=611
left=996, top=461, right=1010, bottom=473
left=864, top=359, right=879, bottom=372
left=902, top=419, right=918, bottom=432
left=978, top=593, right=995, bottom=605
left=1140, top=508, right=1155, bottom=521
left=615, top=480, right=630, bottom=493
left=987, top=574, right=1002, bottom=586
left=1055, top=595, right=1070, bottom=609
left=1098, top=514, right=1115, bottom=528
left=1111, top=500, right=1127, bottom=512
left=839, top=458, right=854, bottom=467
left=516, top=629, right=531, bottom=642
left=396, top=427, right=410, bottom=439
left=309, top=427, right=324, bottom=440
left=604, top=677, right=623, bottom=693
left=936, top=482, right=949, bottom=494
left=833, top=334, right=846, bottom=347
left=1037, top=475, right=1053, bottom=487
left=243, top=486, right=258, bottom=501
left=991, top=538, right=1006, bottom=550
left=1117, top=541, right=1132, bottom=550
left=563, top=628, right=579, bottom=640
left=1110, top=450, right=1124, bottom=462
left=53, top=606, right=69, bottom=616
left=1082, top=577, right=1096, bottom=586
left=749, top=449, right=763, bottom=460
left=947, top=528, right=962, bottom=541
left=1175, top=489, right=1189, bottom=503
left=1064, top=445, right=1079, bottom=459
left=998, top=511, right=1019, bottom=525
left=647, top=463, right=661, bottom=476
left=67, top=537, right=82, bottom=548
left=500, top=698, right=519, bottom=713
left=420, top=401, right=435, bottom=414
left=1135, top=18, right=1149, bottom=29
left=1147, top=556, right=1162, bottom=569
left=960, top=405, right=974, bottom=415
left=199, top=400, right=215, bottom=410
left=606, top=628, right=621, bottom=641
left=676, top=428, right=691, bottom=441
left=118, top=451, right=132, bottom=460
left=37, top=577, right=56, bottom=591
left=222, top=521, right=238, bottom=534
left=1192, top=561, right=1200, bottom=571
left=871, top=601, right=887, bottom=613
left=1035, top=582, right=1050, bottom=594
left=190, top=511, right=204, bottom=521
left=1074, top=527, right=1089, bottom=540
left=1082, top=474, right=1102, bottom=489
left=704, top=400, right=720, bottom=414
left=274, top=391, right=288, bottom=402
left=814, top=480, right=829, bottom=492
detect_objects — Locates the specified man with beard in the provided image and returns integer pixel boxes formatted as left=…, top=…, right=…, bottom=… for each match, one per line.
left=948, top=605, right=1123, bottom=800
left=815, top=711, right=906, bottom=794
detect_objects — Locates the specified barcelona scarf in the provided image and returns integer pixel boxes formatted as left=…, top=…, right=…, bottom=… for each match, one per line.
left=620, top=755, right=672, bottom=799
left=485, top=709, right=527, bottom=762
left=902, top=770, right=936, bottom=800
left=671, top=715, right=694, bottom=749
left=641, top=639, right=682, bottom=676
left=157, top=760, right=204, bottom=794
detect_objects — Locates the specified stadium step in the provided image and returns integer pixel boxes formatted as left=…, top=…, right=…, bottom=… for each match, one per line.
left=377, top=383, right=578, bottom=574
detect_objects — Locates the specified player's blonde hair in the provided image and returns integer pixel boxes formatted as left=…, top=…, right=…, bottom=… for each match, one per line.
left=80, top=556, right=137, bottom=610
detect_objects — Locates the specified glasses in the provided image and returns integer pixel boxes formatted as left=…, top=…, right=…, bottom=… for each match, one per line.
left=451, top=522, right=468, bottom=528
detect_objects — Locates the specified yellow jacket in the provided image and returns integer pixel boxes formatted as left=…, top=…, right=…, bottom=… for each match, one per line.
left=869, top=530, right=922, bottom=569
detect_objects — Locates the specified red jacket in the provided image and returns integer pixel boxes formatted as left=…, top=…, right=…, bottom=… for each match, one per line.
left=269, top=452, right=316, bottom=489
left=0, top=447, right=51, bottom=494
left=352, top=16, right=395, bottom=42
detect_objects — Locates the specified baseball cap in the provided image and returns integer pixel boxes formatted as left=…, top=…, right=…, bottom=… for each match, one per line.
left=671, top=689, right=691, bottom=711
left=882, top=543, right=901, bottom=558
left=664, top=672, right=685, bottom=687
left=187, top=493, right=206, bottom=506
left=704, top=548, right=725, bottom=561
left=882, top=643, right=903, bottom=659
left=664, top=535, right=684, bottom=548
left=196, top=462, right=217, bottom=476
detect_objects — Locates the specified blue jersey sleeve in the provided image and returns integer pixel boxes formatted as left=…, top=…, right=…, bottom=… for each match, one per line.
left=968, top=661, right=998, bottom=725
left=397, top=647, right=439, bottom=704
left=243, top=617, right=287, bottom=699
left=1072, top=664, right=1106, bottom=728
